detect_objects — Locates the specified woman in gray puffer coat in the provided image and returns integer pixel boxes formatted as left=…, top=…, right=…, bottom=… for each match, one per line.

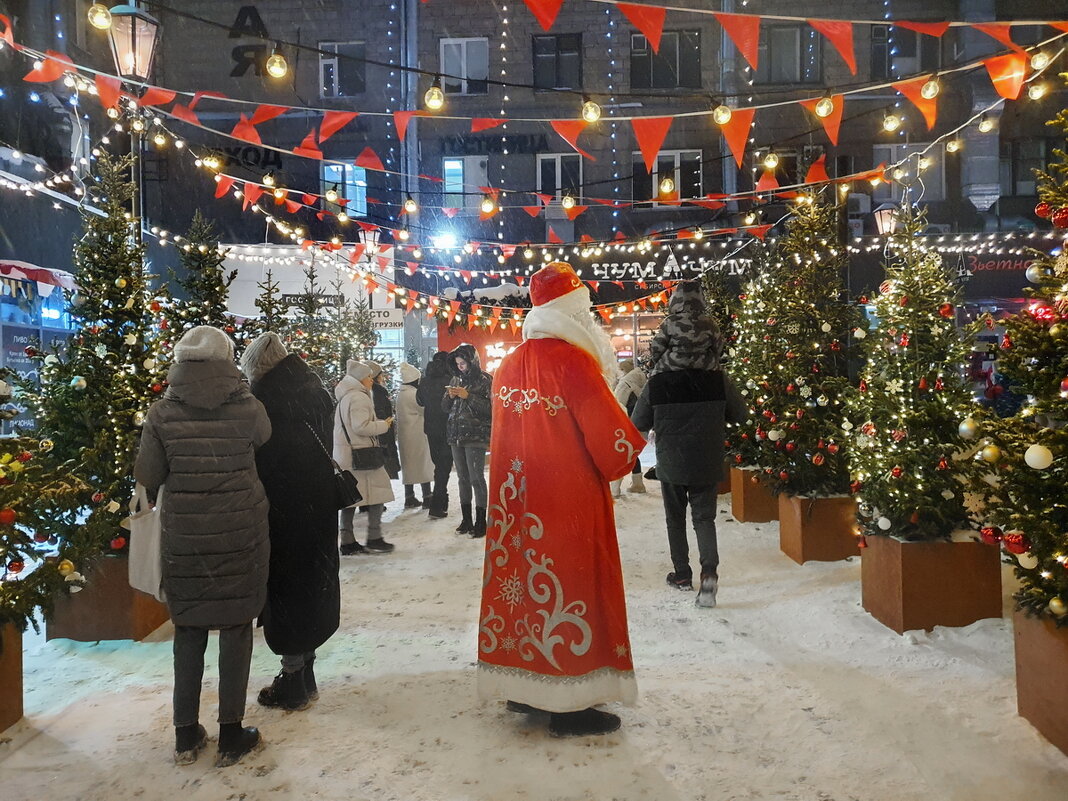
left=134, top=326, right=271, bottom=769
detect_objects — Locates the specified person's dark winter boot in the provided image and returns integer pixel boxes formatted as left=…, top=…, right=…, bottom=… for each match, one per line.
left=303, top=658, right=319, bottom=701
left=455, top=503, right=474, bottom=534
left=549, top=708, right=621, bottom=737
left=257, top=669, right=310, bottom=711
left=365, top=537, right=395, bottom=553
left=666, top=571, right=693, bottom=590
left=421, top=482, right=432, bottom=509
left=471, top=507, right=487, bottom=538
left=404, top=485, right=421, bottom=508
left=339, top=541, right=366, bottom=556
left=174, top=723, right=207, bottom=766
left=215, top=723, right=261, bottom=767
left=695, top=569, right=719, bottom=608
left=506, top=700, right=546, bottom=714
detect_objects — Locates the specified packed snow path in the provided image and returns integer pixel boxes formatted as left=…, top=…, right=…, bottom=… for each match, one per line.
left=3, top=467, right=1068, bottom=800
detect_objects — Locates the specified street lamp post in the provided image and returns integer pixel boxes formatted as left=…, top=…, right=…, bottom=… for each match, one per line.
left=101, top=3, right=160, bottom=246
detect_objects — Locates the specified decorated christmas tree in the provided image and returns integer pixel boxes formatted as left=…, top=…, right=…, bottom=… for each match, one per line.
left=730, top=200, right=859, bottom=496
left=167, top=211, right=237, bottom=342
left=286, top=264, right=340, bottom=383
left=701, top=264, right=738, bottom=363
left=24, top=152, right=167, bottom=558
left=846, top=206, right=978, bottom=541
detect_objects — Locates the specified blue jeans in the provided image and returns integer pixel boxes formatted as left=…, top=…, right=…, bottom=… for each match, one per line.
left=451, top=444, right=487, bottom=508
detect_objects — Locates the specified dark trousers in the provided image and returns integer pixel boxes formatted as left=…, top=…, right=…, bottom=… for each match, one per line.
left=631, top=459, right=642, bottom=475
left=451, top=444, right=488, bottom=508
left=427, top=430, right=453, bottom=513
left=173, top=622, right=253, bottom=727
left=661, top=482, right=720, bottom=578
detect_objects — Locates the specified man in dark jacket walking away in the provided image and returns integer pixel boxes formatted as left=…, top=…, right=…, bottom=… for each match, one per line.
left=240, top=332, right=340, bottom=713
left=416, top=351, right=453, bottom=519
left=134, top=326, right=270, bottom=768
left=442, top=343, right=493, bottom=537
left=631, top=290, right=746, bottom=608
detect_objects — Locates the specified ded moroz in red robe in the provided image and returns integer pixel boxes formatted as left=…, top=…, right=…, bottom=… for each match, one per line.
left=477, top=337, right=646, bottom=712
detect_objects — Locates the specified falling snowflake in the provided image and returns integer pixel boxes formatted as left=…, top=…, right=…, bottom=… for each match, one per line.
left=496, top=572, right=525, bottom=611
left=510, top=458, right=524, bottom=474
left=501, top=636, right=517, bottom=651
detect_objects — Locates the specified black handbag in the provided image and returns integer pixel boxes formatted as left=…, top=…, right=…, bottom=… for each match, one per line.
left=338, top=404, right=386, bottom=471
left=306, top=422, right=363, bottom=509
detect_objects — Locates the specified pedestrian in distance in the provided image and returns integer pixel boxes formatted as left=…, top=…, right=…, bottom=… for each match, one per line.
left=416, top=351, right=454, bottom=520
left=134, top=325, right=270, bottom=767
left=396, top=362, right=434, bottom=509
left=366, top=361, right=401, bottom=482
left=240, top=332, right=340, bottom=713
left=442, top=344, right=493, bottom=538
left=335, top=360, right=396, bottom=554
left=611, top=358, right=648, bottom=498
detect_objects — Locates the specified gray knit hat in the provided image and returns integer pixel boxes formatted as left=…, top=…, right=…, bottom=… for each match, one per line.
left=347, top=359, right=373, bottom=381
left=365, top=360, right=383, bottom=378
left=173, top=326, right=235, bottom=363
left=240, top=331, right=288, bottom=384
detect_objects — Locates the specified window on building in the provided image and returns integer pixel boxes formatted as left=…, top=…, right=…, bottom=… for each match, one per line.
left=872, top=143, right=946, bottom=202
left=533, top=34, right=582, bottom=90
left=370, top=329, right=405, bottom=370
left=537, top=153, right=583, bottom=202
left=441, top=38, right=489, bottom=94
left=442, top=156, right=489, bottom=210
left=319, top=41, right=367, bottom=97
left=870, top=26, right=940, bottom=81
left=630, top=31, right=701, bottom=90
left=756, top=25, right=821, bottom=84
left=321, top=163, right=368, bottom=217
left=1000, top=139, right=1047, bottom=197
left=632, top=150, right=702, bottom=207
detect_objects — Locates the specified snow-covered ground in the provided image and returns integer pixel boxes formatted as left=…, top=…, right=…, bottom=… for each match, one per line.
left=3, top=458, right=1068, bottom=801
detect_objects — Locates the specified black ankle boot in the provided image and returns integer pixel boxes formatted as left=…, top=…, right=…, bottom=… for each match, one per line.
left=174, top=723, right=207, bottom=766
left=215, top=722, right=261, bottom=767
left=257, top=669, right=310, bottom=711
left=471, top=506, right=487, bottom=538
left=403, top=485, right=420, bottom=508
left=303, top=657, right=318, bottom=701
left=549, top=708, right=621, bottom=737
left=455, top=503, right=474, bottom=534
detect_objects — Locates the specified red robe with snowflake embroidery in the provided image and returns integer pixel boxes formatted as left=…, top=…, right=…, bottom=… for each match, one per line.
left=477, top=337, right=646, bottom=712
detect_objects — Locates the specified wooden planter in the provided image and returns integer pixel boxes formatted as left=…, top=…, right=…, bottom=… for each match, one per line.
left=47, top=555, right=169, bottom=642
left=779, top=495, right=859, bottom=565
left=0, top=623, right=22, bottom=733
left=1014, top=610, right=1068, bottom=757
left=716, top=460, right=732, bottom=495
left=861, top=535, right=1002, bottom=634
left=730, top=468, right=778, bottom=523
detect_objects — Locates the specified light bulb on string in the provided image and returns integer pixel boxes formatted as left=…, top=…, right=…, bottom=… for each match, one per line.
left=946, top=139, right=961, bottom=153
left=337, top=211, right=349, bottom=223
left=712, top=102, right=733, bottom=125
left=561, top=193, right=576, bottom=210
left=659, top=176, right=675, bottom=195
left=266, top=43, right=288, bottom=79
left=397, top=227, right=410, bottom=242
left=325, top=184, right=339, bottom=203
left=882, top=111, right=901, bottom=133
left=581, top=96, right=601, bottom=123
left=412, top=247, right=423, bottom=259
left=130, top=117, right=145, bottom=133
left=403, top=194, right=418, bottom=213
left=763, top=150, right=779, bottom=170
left=977, top=113, right=995, bottom=133
left=480, top=194, right=497, bottom=214
left=263, top=172, right=276, bottom=187
left=920, top=74, right=941, bottom=100
left=814, top=94, right=835, bottom=118
left=273, top=186, right=286, bottom=200
left=1028, top=83, right=1047, bottom=100
left=87, top=3, right=111, bottom=29
left=424, top=76, right=445, bottom=111
left=1031, top=50, right=1051, bottom=70
left=152, top=132, right=167, bottom=147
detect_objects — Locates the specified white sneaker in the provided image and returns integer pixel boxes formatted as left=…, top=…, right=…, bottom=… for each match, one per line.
left=695, top=574, right=718, bottom=608
left=628, top=475, right=646, bottom=494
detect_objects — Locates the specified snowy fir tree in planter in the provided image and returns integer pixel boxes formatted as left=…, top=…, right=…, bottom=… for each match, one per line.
left=165, top=212, right=238, bottom=351
left=739, top=199, right=861, bottom=563
left=846, top=204, right=998, bottom=633
left=285, top=264, right=340, bottom=384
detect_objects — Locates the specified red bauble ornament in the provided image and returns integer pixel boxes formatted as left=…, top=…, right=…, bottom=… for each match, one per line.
left=934, top=378, right=945, bottom=391
left=768, top=414, right=778, bottom=424
left=764, top=467, right=774, bottom=475
left=33, top=532, right=48, bottom=543
left=91, top=491, right=106, bottom=504
left=785, top=442, right=796, bottom=452
left=1003, top=532, right=1031, bottom=555
left=858, top=295, right=869, bottom=304
left=1052, top=207, right=1068, bottom=228
left=937, top=457, right=949, bottom=470
left=734, top=453, right=744, bottom=464
left=1035, top=201, right=1053, bottom=219
left=225, top=326, right=235, bottom=333
left=849, top=480, right=863, bottom=494
left=7, top=560, right=24, bottom=574
left=1001, top=333, right=1013, bottom=350
left=1059, top=377, right=1068, bottom=397
left=789, top=423, right=800, bottom=431
left=785, top=351, right=796, bottom=359
left=723, top=440, right=732, bottom=449
left=899, top=333, right=910, bottom=348
left=891, top=466, right=904, bottom=478
left=16, top=451, right=32, bottom=462
left=796, top=409, right=805, bottom=420
left=0, top=508, right=16, bottom=525
left=817, top=438, right=826, bottom=449
left=738, top=293, right=748, bottom=301
left=879, top=281, right=892, bottom=294
left=152, top=383, right=164, bottom=393
left=779, top=471, right=790, bottom=481
left=786, top=383, right=795, bottom=393
left=740, top=433, right=749, bottom=441
left=909, top=511, right=921, bottom=525
left=827, top=443, right=840, bottom=455
left=149, top=300, right=161, bottom=312
left=160, top=319, right=169, bottom=330
left=812, top=453, right=825, bottom=466
left=830, top=341, right=842, bottom=351
left=899, top=295, right=910, bottom=306
left=938, top=303, right=955, bottom=318
left=766, top=317, right=777, bottom=326
left=23, top=345, right=37, bottom=357
left=979, top=526, right=1003, bottom=546
left=773, top=441, right=784, bottom=451
left=858, top=379, right=868, bottom=392
left=110, top=536, right=127, bottom=550
left=918, top=376, right=928, bottom=391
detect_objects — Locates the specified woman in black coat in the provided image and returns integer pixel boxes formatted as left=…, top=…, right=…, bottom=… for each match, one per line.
left=367, top=360, right=402, bottom=481
left=240, top=332, right=340, bottom=711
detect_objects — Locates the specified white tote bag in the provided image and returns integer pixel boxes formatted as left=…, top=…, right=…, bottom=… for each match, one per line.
left=127, top=483, right=166, bottom=602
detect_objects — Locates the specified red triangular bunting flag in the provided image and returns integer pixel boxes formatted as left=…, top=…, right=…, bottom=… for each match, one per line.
left=896, top=21, right=950, bottom=37
left=293, top=130, right=323, bottom=159
left=808, top=20, right=856, bottom=75
left=598, top=307, right=613, bottom=324
left=755, top=168, right=779, bottom=194
left=636, top=280, right=647, bottom=289
left=515, top=276, right=525, bottom=286
left=405, top=262, right=419, bottom=276
left=548, top=226, right=563, bottom=244
left=320, top=110, right=358, bottom=143
left=472, top=118, right=508, bottom=132
left=719, top=107, right=756, bottom=168
left=139, top=86, right=176, bottom=106
left=984, top=52, right=1027, bottom=100
left=893, top=77, right=938, bottom=130
left=617, top=3, right=666, bottom=53
left=587, top=280, right=599, bottom=292
left=614, top=231, right=627, bottom=240
left=579, top=235, right=594, bottom=243
left=355, top=146, right=385, bottom=171
left=349, top=243, right=367, bottom=264
left=405, top=295, right=417, bottom=313
left=243, top=183, right=264, bottom=209
left=692, top=199, right=726, bottom=210
left=536, top=192, right=555, bottom=206
left=0, top=13, right=16, bottom=49
left=284, top=199, right=301, bottom=213
left=799, top=94, right=844, bottom=145
left=304, top=193, right=319, bottom=206
left=393, top=110, right=426, bottom=142
left=1050, top=23, right=1068, bottom=34
left=442, top=207, right=459, bottom=218
left=565, top=205, right=588, bottom=220
left=714, top=13, right=761, bottom=71
left=804, top=154, right=830, bottom=184
left=231, top=114, right=262, bottom=145
left=95, top=75, right=121, bottom=111
left=523, top=0, right=565, bottom=31
left=23, top=51, right=73, bottom=83
left=447, top=300, right=461, bottom=325
left=972, top=22, right=1024, bottom=53
left=523, top=206, right=543, bottom=217
left=356, top=220, right=379, bottom=232
left=550, top=120, right=595, bottom=160
left=611, top=280, right=625, bottom=289
left=250, top=104, right=287, bottom=125
left=170, top=104, right=201, bottom=126
left=632, top=116, right=673, bottom=174
left=214, top=176, right=235, bottom=199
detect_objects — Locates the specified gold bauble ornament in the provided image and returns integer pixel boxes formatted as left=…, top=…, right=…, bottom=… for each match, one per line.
left=115, top=277, right=128, bottom=289
left=39, top=438, right=54, bottom=452
left=980, top=444, right=1002, bottom=463
left=58, top=559, right=75, bottom=576
left=1049, top=597, right=1068, bottom=617
left=958, top=417, right=978, bottom=439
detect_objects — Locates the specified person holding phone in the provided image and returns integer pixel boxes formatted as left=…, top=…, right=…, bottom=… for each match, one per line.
left=441, top=344, right=493, bottom=537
